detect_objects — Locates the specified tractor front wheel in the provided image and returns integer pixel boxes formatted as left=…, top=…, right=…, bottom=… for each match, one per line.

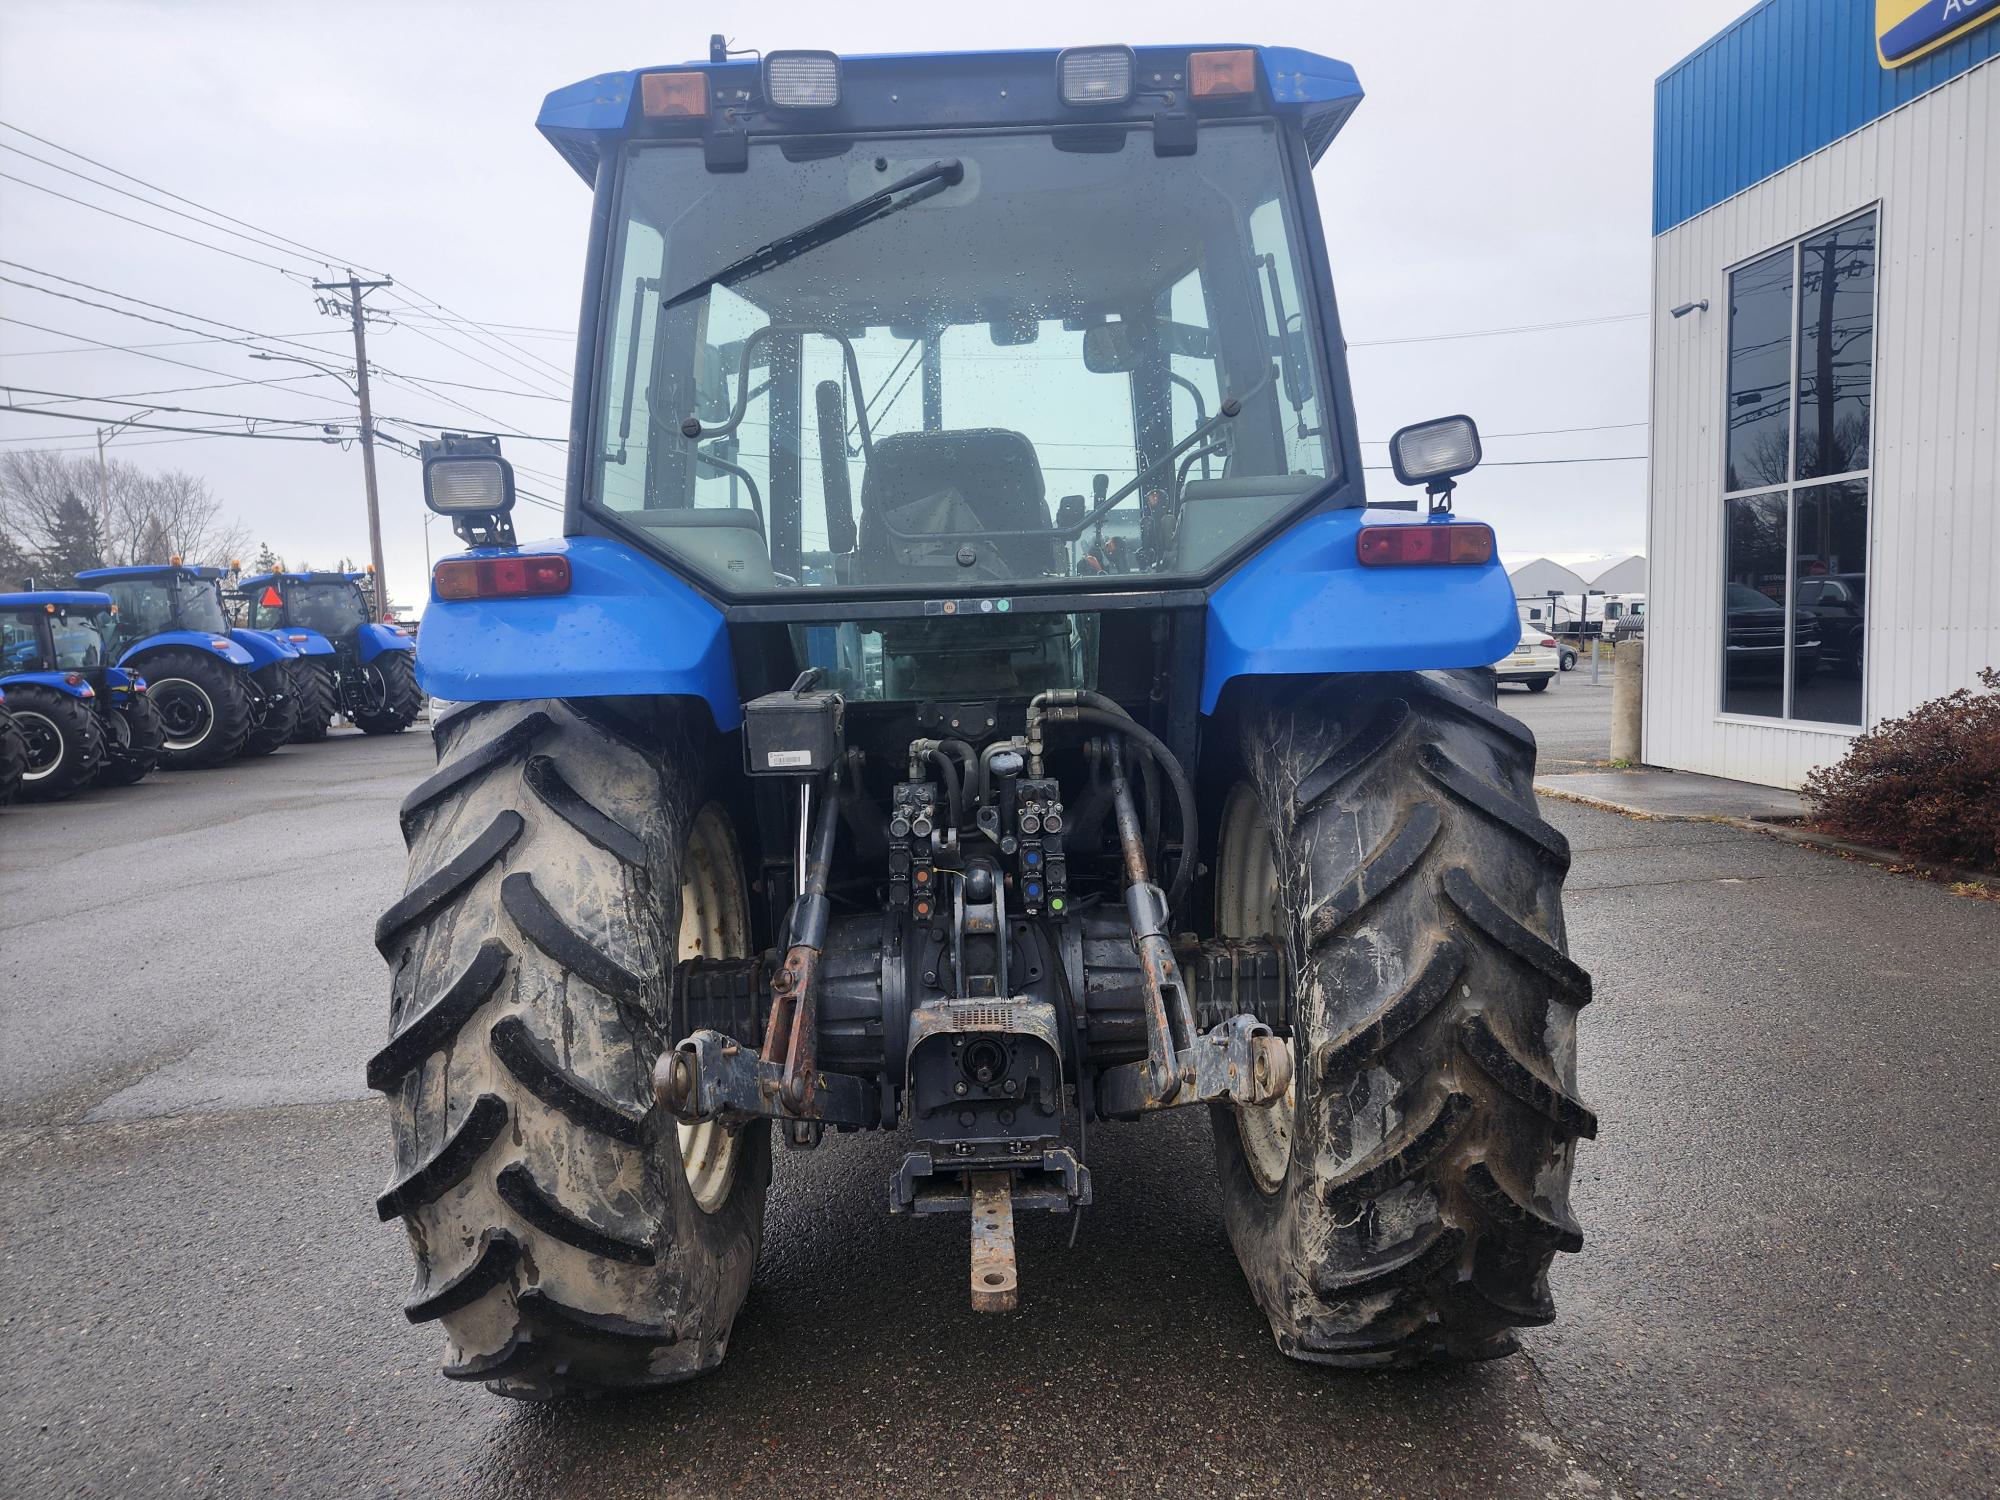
left=146, top=648, right=253, bottom=768
left=353, top=651, right=423, bottom=735
left=96, top=693, right=165, bottom=786
left=374, top=698, right=768, bottom=1398
left=240, top=663, right=300, bottom=758
left=6, top=684, right=105, bottom=803
left=1212, top=669, right=1593, bottom=1366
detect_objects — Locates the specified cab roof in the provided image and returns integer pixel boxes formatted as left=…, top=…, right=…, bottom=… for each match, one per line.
left=0, top=590, right=113, bottom=610
left=537, top=44, right=1362, bottom=184
left=76, top=564, right=228, bottom=582
left=236, top=571, right=365, bottom=589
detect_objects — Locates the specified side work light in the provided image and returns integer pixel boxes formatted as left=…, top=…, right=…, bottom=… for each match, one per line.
left=1058, top=46, right=1135, bottom=106
left=765, top=51, right=840, bottom=109
left=1388, top=414, right=1483, bottom=489
left=421, top=435, right=516, bottom=518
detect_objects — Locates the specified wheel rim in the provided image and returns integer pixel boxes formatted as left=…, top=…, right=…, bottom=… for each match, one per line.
left=1216, top=783, right=1296, bottom=1195
left=14, top=711, right=63, bottom=781
left=105, top=708, right=133, bottom=752
left=150, top=678, right=215, bottom=752
left=675, top=803, right=753, bottom=1214
left=355, top=663, right=390, bottom=715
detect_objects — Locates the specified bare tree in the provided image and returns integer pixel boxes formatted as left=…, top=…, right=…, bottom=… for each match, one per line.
left=0, top=449, right=250, bottom=571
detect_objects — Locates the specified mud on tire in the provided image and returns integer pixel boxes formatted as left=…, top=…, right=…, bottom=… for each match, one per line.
left=1212, top=669, right=1594, bottom=1366
left=373, top=697, right=769, bottom=1398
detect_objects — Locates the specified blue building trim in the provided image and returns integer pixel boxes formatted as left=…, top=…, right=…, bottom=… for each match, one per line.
left=1654, top=0, right=2000, bottom=234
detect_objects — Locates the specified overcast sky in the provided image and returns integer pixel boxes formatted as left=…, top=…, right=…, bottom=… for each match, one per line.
left=0, top=0, right=1749, bottom=609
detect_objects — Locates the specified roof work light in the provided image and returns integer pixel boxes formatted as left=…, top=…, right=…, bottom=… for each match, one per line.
left=764, top=51, right=840, bottom=109
left=1057, top=46, right=1136, bottom=106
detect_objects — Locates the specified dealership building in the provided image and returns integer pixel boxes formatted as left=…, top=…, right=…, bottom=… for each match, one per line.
left=1644, top=0, right=1998, bottom=787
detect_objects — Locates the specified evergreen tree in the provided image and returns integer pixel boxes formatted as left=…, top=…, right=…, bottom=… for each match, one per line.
left=40, top=492, right=106, bottom=585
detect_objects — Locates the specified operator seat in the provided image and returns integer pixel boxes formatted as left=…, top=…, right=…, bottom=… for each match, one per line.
left=856, top=428, right=1059, bottom=580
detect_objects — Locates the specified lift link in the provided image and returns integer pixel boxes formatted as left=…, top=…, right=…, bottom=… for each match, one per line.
left=655, top=780, right=876, bottom=1137
left=1092, top=737, right=1292, bottom=1119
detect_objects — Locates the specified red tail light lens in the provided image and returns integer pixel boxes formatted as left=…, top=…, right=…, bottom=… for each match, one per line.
left=433, top=554, right=571, bottom=601
left=1355, top=522, right=1495, bottom=567
left=1540, top=638, right=1556, bottom=648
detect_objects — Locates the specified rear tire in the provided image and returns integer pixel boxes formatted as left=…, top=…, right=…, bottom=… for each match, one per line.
left=239, top=663, right=300, bottom=757
left=373, top=698, right=769, bottom=1398
left=96, top=693, right=164, bottom=786
left=291, top=660, right=336, bottom=742
left=7, top=684, right=105, bottom=803
left=0, top=704, right=26, bottom=803
left=354, top=651, right=422, bottom=735
left=1527, top=676, right=1551, bottom=693
left=144, top=648, right=253, bottom=768
left=1212, top=669, right=1593, bottom=1366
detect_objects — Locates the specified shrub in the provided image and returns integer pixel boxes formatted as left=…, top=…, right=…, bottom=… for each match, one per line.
left=1801, top=668, right=2000, bottom=872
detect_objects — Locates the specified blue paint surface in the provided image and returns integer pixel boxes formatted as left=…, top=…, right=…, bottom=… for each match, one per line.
left=0, top=669, right=95, bottom=700
left=0, top=591, right=113, bottom=610
left=1201, top=509, right=1520, bottom=713
left=118, top=630, right=255, bottom=670
left=355, top=622, right=416, bottom=663
left=1655, top=0, right=2000, bottom=233
left=415, top=535, right=740, bottom=729
left=228, top=628, right=302, bottom=669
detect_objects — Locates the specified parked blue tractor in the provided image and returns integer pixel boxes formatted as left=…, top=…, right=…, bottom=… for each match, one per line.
left=0, top=590, right=164, bottom=799
left=235, top=569, right=420, bottom=737
left=76, top=564, right=302, bottom=767
left=376, top=42, right=1593, bottom=1400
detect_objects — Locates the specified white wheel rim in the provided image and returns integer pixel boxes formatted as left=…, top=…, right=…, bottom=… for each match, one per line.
left=15, top=711, right=63, bottom=781
left=1217, top=783, right=1296, bottom=1195
left=150, top=678, right=216, bottom=753
left=675, top=803, right=752, bottom=1213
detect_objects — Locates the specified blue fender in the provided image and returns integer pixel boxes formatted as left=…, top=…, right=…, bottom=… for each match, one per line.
left=0, top=669, right=95, bottom=701
left=268, top=627, right=336, bottom=658
left=1201, top=508, right=1520, bottom=713
left=417, top=535, right=740, bottom=730
left=355, top=621, right=416, bottom=663
left=102, top=666, right=143, bottom=694
left=228, top=627, right=303, bottom=670
left=119, top=630, right=256, bottom=670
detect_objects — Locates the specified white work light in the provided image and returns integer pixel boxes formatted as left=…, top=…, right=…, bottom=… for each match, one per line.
left=1389, top=414, right=1483, bottom=488
left=423, top=456, right=515, bottom=515
left=765, top=51, right=841, bottom=109
left=1057, top=46, right=1135, bottom=106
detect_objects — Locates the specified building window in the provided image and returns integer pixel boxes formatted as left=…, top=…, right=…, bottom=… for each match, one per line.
left=1721, top=209, right=1875, bottom=725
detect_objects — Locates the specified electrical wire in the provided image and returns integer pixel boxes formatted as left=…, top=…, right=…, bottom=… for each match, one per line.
left=0, top=171, right=301, bottom=275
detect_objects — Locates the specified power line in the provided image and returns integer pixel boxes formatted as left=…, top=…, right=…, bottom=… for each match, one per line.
left=1348, top=311, right=1645, bottom=348
left=370, top=365, right=568, bottom=403
left=0, top=170, right=301, bottom=275
left=0, top=401, right=346, bottom=441
left=1, top=329, right=349, bottom=358
left=0, top=263, right=354, bottom=361
left=0, top=118, right=362, bottom=271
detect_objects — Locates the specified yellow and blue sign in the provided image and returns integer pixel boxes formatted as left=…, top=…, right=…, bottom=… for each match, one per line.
left=1877, top=0, right=2000, bottom=67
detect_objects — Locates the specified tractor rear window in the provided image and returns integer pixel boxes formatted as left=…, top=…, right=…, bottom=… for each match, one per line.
left=590, top=123, right=1336, bottom=596
left=285, top=582, right=369, bottom=635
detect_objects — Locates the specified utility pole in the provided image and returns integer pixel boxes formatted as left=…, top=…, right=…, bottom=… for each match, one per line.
left=313, top=271, right=394, bottom=616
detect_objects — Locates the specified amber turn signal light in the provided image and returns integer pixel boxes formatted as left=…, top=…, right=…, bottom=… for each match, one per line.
left=640, top=71, right=708, bottom=118
left=1189, top=50, right=1256, bottom=99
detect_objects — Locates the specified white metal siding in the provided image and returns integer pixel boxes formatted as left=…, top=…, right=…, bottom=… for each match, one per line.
left=1645, top=58, right=1999, bottom=788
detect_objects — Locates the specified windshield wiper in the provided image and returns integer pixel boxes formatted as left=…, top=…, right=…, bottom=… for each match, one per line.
left=661, top=158, right=964, bottom=313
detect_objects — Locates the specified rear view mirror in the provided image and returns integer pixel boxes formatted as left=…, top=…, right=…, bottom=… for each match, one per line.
left=1082, top=323, right=1139, bottom=373
left=1388, top=414, right=1482, bottom=489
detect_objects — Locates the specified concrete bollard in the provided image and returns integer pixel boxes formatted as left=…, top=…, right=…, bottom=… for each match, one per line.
left=1610, top=638, right=1644, bottom=763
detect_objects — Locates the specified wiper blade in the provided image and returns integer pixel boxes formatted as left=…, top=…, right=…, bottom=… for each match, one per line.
left=661, top=158, right=964, bottom=313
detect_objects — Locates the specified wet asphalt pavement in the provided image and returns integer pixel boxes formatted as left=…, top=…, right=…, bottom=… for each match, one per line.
left=2, top=689, right=1996, bottom=1500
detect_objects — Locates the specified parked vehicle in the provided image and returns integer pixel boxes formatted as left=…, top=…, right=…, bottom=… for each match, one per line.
left=375, top=42, right=1592, bottom=1399
left=1794, top=573, right=1863, bottom=675
left=1494, top=619, right=1560, bottom=691
left=75, top=563, right=302, bottom=768
left=0, top=687, right=26, bottom=802
left=236, top=569, right=420, bottom=735
left=0, top=591, right=108, bottom=801
left=37, top=591, right=165, bottom=785
left=1725, top=583, right=1821, bottom=679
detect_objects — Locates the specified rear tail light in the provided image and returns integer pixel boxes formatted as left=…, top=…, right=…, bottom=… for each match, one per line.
left=640, top=71, right=708, bottom=118
left=1541, top=638, right=1556, bottom=648
left=1189, top=49, right=1257, bottom=99
left=1355, top=522, right=1495, bottom=567
left=433, top=554, right=572, bottom=601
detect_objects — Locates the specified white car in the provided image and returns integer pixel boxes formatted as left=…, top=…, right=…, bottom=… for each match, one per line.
left=1494, top=621, right=1560, bottom=692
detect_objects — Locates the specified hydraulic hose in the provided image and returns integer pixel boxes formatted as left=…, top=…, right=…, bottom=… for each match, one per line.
left=922, top=745, right=964, bottom=829
left=1066, top=706, right=1198, bottom=918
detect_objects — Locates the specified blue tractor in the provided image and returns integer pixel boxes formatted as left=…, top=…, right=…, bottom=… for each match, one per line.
left=76, top=564, right=303, bottom=766
left=234, top=569, right=420, bottom=738
left=376, top=42, right=1592, bottom=1399
left=0, top=590, right=166, bottom=796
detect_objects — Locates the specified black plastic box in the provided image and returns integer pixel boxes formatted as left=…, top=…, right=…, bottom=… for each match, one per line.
left=742, top=687, right=845, bottom=776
